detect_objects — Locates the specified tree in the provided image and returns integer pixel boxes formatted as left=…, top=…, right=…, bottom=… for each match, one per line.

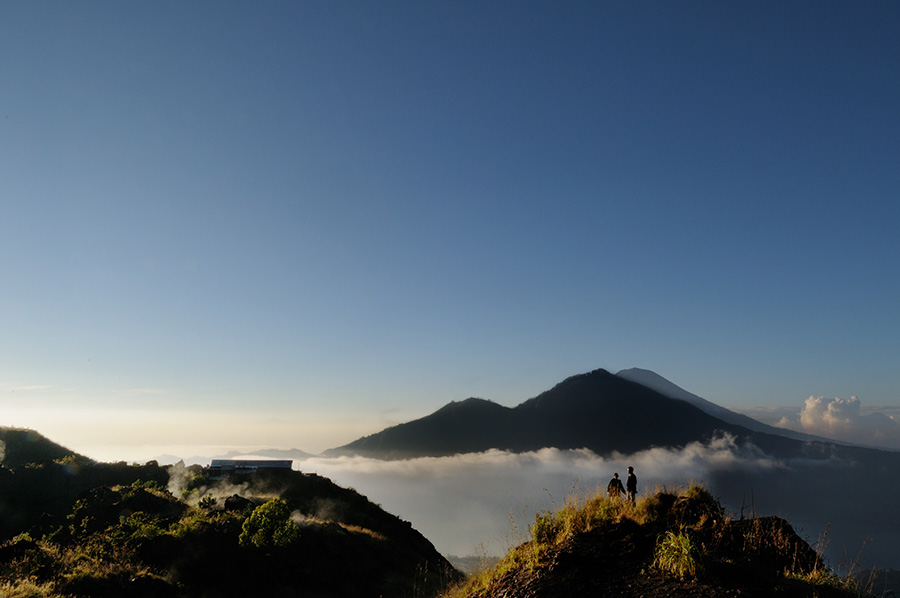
left=239, top=498, right=300, bottom=548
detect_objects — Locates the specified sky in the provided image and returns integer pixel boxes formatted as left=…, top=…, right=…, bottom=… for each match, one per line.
left=2, top=2, right=900, bottom=463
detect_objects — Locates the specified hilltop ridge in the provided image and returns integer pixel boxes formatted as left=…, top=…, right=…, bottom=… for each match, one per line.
left=0, top=427, right=91, bottom=469
left=444, top=484, right=860, bottom=598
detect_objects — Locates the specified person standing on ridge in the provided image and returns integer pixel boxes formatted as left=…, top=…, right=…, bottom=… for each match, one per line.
left=607, top=473, right=625, bottom=499
left=626, top=466, right=637, bottom=504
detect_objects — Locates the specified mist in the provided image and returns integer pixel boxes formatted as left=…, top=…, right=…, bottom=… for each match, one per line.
left=297, top=435, right=899, bottom=571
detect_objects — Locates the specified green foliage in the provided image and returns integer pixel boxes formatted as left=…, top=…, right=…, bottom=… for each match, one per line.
left=130, top=479, right=166, bottom=493
left=198, top=495, right=217, bottom=509
left=653, top=530, right=703, bottom=580
left=2, top=468, right=459, bottom=598
left=121, top=512, right=165, bottom=541
left=530, top=512, right=561, bottom=546
left=238, top=498, right=300, bottom=549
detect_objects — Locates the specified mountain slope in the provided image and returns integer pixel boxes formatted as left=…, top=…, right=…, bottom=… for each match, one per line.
left=0, top=427, right=91, bottom=469
left=615, top=368, right=825, bottom=442
left=326, top=369, right=751, bottom=458
left=327, top=398, right=528, bottom=459
left=0, top=453, right=460, bottom=597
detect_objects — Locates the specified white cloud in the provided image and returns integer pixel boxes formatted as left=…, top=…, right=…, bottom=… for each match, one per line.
left=774, top=396, right=900, bottom=450
left=298, top=434, right=785, bottom=557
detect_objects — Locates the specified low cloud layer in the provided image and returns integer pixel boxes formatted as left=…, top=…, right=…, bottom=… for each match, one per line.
left=773, top=396, right=900, bottom=450
left=292, top=435, right=899, bottom=571
left=300, top=436, right=782, bottom=556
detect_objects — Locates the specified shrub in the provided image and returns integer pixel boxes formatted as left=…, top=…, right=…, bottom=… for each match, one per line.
left=238, top=499, right=300, bottom=549
left=121, top=512, right=165, bottom=541
left=130, top=479, right=166, bottom=493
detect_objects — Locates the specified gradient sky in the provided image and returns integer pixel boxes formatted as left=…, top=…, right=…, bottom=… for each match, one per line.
left=2, top=2, right=899, bottom=462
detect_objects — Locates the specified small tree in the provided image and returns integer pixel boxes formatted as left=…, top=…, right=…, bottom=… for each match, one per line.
left=239, top=498, right=300, bottom=548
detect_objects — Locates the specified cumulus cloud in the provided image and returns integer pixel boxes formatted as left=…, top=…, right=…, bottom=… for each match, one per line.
left=775, top=396, right=900, bottom=450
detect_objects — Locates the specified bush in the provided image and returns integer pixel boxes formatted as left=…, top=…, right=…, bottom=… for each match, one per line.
left=238, top=499, right=300, bottom=549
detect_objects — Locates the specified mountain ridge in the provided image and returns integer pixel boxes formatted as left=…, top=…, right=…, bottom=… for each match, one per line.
left=325, top=368, right=756, bottom=459
left=325, top=367, right=897, bottom=463
left=614, top=368, right=829, bottom=443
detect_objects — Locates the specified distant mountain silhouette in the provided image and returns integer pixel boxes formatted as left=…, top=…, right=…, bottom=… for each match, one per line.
left=326, top=369, right=770, bottom=459
left=325, top=368, right=887, bottom=461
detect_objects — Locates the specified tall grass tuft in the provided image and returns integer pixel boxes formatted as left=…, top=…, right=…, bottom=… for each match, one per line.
left=653, top=530, right=703, bottom=580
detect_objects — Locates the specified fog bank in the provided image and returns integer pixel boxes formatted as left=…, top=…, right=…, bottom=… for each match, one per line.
left=299, top=435, right=898, bottom=571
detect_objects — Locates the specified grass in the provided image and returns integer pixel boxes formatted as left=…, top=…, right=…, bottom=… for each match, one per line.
left=442, top=485, right=656, bottom=597
left=0, top=578, right=63, bottom=598
left=439, top=482, right=871, bottom=598
left=653, top=530, right=703, bottom=580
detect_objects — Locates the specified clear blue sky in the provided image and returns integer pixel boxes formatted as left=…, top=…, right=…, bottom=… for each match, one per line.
left=2, top=2, right=899, bottom=460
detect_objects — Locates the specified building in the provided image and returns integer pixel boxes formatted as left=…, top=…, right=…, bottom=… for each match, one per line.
left=207, top=459, right=292, bottom=479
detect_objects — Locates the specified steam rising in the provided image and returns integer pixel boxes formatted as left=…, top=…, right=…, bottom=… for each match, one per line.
left=167, top=461, right=262, bottom=506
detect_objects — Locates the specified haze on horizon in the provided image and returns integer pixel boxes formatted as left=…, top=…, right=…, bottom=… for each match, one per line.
left=2, top=3, right=899, bottom=462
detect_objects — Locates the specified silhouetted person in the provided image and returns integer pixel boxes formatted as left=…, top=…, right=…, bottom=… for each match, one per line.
left=626, top=466, right=637, bottom=504
left=607, top=473, right=625, bottom=499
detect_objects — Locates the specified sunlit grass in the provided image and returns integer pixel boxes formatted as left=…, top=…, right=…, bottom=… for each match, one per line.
left=439, top=482, right=868, bottom=598
left=0, top=578, right=62, bottom=598
left=653, top=530, right=702, bottom=580
left=441, top=486, right=656, bottom=597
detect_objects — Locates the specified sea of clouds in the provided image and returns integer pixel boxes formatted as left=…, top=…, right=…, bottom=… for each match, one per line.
left=288, top=433, right=897, bottom=571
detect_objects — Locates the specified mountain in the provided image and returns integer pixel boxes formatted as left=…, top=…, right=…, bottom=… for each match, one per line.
left=0, top=427, right=91, bottom=469
left=326, top=368, right=760, bottom=459
left=614, top=368, right=826, bottom=442
left=325, top=367, right=894, bottom=463
left=323, top=368, right=900, bottom=570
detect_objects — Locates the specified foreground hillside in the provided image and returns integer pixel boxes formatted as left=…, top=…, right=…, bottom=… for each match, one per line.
left=443, top=485, right=865, bottom=598
left=0, top=429, right=460, bottom=598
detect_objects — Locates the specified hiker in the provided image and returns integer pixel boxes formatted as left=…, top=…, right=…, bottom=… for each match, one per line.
left=626, top=466, right=637, bottom=504
left=607, top=473, right=625, bottom=499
